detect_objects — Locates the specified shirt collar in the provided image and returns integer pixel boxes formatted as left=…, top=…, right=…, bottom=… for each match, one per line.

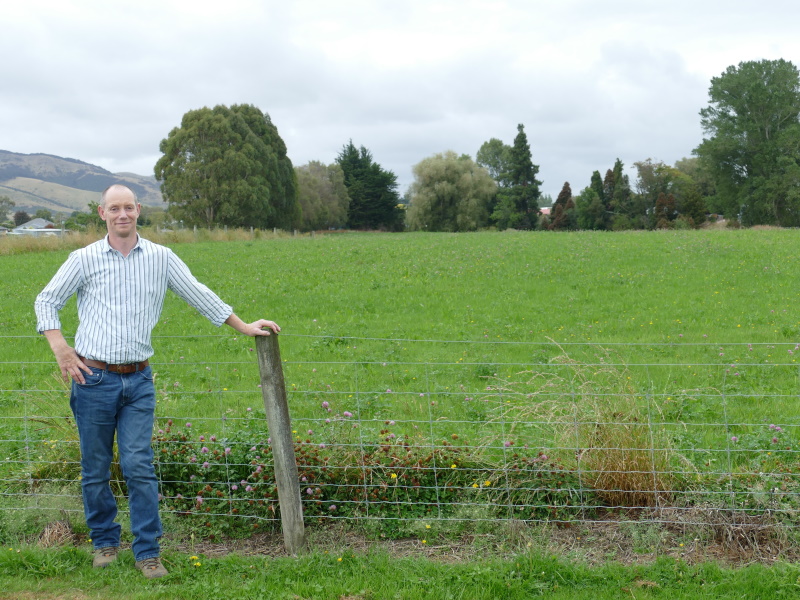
left=101, top=234, right=142, bottom=254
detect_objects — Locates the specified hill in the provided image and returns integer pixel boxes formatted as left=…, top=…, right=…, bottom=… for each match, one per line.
left=0, top=150, right=163, bottom=215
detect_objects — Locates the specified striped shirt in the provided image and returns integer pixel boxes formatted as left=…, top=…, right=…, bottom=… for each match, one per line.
left=35, top=235, right=233, bottom=363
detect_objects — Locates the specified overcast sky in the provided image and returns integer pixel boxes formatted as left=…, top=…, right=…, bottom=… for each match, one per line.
left=3, top=0, right=800, bottom=200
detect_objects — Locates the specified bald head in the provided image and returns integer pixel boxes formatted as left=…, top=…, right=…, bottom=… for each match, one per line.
left=98, top=184, right=141, bottom=242
left=100, top=184, right=137, bottom=207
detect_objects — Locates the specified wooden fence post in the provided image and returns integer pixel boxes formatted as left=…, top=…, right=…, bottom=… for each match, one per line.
left=255, top=334, right=306, bottom=554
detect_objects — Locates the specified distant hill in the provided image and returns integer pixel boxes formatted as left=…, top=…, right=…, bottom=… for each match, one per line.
left=0, top=150, right=163, bottom=215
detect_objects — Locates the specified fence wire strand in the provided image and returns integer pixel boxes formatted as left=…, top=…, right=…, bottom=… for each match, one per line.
left=4, top=334, right=800, bottom=532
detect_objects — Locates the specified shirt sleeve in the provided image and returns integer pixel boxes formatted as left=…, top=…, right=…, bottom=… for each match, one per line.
left=34, top=251, right=84, bottom=333
left=166, top=249, right=233, bottom=327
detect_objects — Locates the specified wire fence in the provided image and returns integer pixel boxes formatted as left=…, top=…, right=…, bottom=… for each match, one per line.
left=2, top=334, right=800, bottom=534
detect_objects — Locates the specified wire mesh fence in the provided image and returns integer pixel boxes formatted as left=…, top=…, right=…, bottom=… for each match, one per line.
left=2, top=334, right=800, bottom=533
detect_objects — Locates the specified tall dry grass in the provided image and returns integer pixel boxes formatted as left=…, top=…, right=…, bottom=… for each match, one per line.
left=484, top=344, right=674, bottom=508
left=0, top=226, right=305, bottom=255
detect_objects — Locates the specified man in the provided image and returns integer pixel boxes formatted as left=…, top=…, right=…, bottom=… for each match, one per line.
left=34, top=184, right=280, bottom=579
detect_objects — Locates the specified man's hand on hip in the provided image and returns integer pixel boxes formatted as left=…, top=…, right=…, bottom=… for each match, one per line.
left=43, top=330, right=93, bottom=384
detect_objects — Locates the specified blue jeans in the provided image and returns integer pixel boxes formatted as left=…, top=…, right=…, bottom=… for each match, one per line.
left=70, top=366, right=162, bottom=561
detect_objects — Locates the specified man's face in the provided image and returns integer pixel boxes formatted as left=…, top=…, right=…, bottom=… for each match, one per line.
left=98, top=190, right=140, bottom=237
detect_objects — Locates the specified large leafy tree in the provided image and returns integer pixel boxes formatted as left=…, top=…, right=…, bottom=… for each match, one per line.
left=491, top=124, right=541, bottom=229
left=13, top=211, right=30, bottom=226
left=336, top=141, right=403, bottom=230
left=155, top=104, right=299, bottom=229
left=295, top=161, right=350, bottom=231
left=0, top=195, right=14, bottom=223
left=476, top=138, right=512, bottom=185
left=406, top=151, right=496, bottom=231
left=695, top=59, right=800, bottom=225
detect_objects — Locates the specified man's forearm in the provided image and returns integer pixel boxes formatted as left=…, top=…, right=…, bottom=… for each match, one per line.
left=224, top=314, right=249, bottom=334
left=43, top=329, right=71, bottom=354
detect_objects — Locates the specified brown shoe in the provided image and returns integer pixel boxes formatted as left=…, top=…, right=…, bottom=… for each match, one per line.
left=92, top=546, right=119, bottom=568
left=135, top=556, right=168, bottom=579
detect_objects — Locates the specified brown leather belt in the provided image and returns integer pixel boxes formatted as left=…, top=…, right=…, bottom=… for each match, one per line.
left=79, top=356, right=149, bottom=374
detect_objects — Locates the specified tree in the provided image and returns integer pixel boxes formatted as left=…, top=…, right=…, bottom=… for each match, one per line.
left=406, top=151, right=496, bottom=231
left=295, top=161, right=350, bottom=231
left=574, top=188, right=605, bottom=230
left=491, top=124, right=541, bottom=229
left=64, top=203, right=103, bottom=231
left=654, top=192, right=677, bottom=228
left=548, top=182, right=576, bottom=230
left=13, top=211, right=30, bottom=226
left=336, top=141, right=403, bottom=230
left=0, top=195, right=14, bottom=223
left=609, top=159, right=635, bottom=227
left=674, top=156, right=716, bottom=200
left=34, top=209, right=53, bottom=221
left=155, top=104, right=299, bottom=229
left=476, top=138, right=512, bottom=185
left=695, top=59, right=800, bottom=225
left=680, top=185, right=707, bottom=228
left=602, top=169, right=616, bottom=208
left=588, top=170, right=607, bottom=229
left=634, top=157, right=703, bottom=227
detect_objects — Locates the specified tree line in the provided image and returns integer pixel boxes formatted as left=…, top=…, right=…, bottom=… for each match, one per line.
left=40, top=58, right=800, bottom=233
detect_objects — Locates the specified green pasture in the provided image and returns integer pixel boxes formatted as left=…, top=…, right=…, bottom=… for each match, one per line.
left=3, top=229, right=799, bottom=422
left=2, top=229, right=800, bottom=527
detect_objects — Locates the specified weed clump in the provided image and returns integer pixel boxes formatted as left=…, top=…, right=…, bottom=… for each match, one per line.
left=483, top=345, right=674, bottom=510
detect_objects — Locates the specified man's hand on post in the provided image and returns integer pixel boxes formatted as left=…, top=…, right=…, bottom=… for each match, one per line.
left=225, top=314, right=280, bottom=337
left=244, top=319, right=281, bottom=337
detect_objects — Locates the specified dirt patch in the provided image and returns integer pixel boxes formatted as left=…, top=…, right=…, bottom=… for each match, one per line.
left=39, top=510, right=800, bottom=567
left=162, top=514, right=800, bottom=567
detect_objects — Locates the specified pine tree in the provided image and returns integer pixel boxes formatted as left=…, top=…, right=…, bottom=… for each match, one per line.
left=611, top=159, right=632, bottom=214
left=549, top=182, right=575, bottom=230
left=336, top=141, right=403, bottom=230
left=492, top=124, right=542, bottom=229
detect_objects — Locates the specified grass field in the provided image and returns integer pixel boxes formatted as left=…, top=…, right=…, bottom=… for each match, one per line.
left=2, top=228, right=800, bottom=596
left=4, top=543, right=800, bottom=599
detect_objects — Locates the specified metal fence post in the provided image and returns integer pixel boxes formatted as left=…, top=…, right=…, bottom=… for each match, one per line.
left=255, top=334, right=306, bottom=554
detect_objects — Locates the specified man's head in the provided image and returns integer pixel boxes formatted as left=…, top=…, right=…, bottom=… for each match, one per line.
left=98, top=184, right=140, bottom=239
